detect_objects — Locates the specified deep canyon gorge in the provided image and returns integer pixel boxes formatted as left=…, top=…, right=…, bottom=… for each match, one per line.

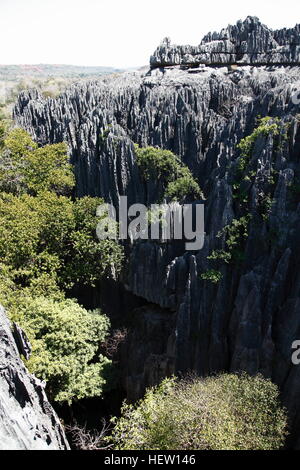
left=1, top=15, right=300, bottom=449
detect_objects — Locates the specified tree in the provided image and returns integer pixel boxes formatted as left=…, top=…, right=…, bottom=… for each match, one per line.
left=0, top=128, right=124, bottom=404
left=62, top=196, right=124, bottom=287
left=24, top=143, right=75, bottom=194
left=135, top=145, right=183, bottom=184
left=0, top=191, right=124, bottom=290
left=135, top=144, right=202, bottom=202
left=165, top=174, right=202, bottom=201
left=12, top=296, right=111, bottom=403
left=110, top=374, right=288, bottom=450
left=0, top=129, right=74, bottom=195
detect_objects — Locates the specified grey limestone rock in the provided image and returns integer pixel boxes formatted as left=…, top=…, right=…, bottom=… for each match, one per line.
left=0, top=305, right=69, bottom=450
left=150, top=17, right=300, bottom=68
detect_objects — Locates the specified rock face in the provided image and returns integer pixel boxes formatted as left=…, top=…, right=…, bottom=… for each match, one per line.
left=120, top=304, right=176, bottom=401
left=13, top=17, right=300, bottom=446
left=150, top=17, right=300, bottom=68
left=0, top=305, right=69, bottom=450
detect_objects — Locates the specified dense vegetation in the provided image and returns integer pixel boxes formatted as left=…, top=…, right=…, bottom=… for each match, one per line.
left=110, top=374, right=288, bottom=450
left=135, top=144, right=202, bottom=202
left=0, top=122, right=124, bottom=403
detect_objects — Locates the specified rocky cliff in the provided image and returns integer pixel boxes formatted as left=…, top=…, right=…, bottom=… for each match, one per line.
left=13, top=17, right=300, bottom=446
left=150, top=16, right=300, bottom=68
left=0, top=305, right=69, bottom=449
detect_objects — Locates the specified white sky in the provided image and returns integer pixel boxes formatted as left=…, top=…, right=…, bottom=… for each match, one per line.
left=0, top=0, right=299, bottom=68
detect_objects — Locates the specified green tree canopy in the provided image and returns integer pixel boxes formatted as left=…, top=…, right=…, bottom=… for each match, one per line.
left=10, top=294, right=111, bottom=403
left=0, top=191, right=124, bottom=290
left=0, top=127, right=124, bottom=403
left=0, top=128, right=74, bottom=195
left=110, top=374, right=287, bottom=450
left=135, top=144, right=202, bottom=202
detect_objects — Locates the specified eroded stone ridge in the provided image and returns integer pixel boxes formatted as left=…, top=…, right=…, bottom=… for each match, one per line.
left=150, top=16, right=300, bottom=68
left=0, top=305, right=69, bottom=450
left=13, top=21, right=300, bottom=446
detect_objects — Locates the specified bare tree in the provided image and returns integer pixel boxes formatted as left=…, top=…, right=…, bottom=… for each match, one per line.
left=66, top=419, right=113, bottom=450
left=102, top=328, right=128, bottom=358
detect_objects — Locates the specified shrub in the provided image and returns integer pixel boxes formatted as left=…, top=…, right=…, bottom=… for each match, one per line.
left=135, top=145, right=183, bottom=184
left=110, top=374, right=288, bottom=450
left=62, top=196, right=124, bottom=288
left=237, top=117, right=281, bottom=161
left=165, top=174, right=202, bottom=201
left=207, top=250, right=231, bottom=264
left=12, top=296, right=111, bottom=403
left=135, top=144, right=202, bottom=202
left=200, top=269, right=223, bottom=284
left=208, top=216, right=250, bottom=266
left=0, top=267, right=114, bottom=404
left=233, top=117, right=284, bottom=199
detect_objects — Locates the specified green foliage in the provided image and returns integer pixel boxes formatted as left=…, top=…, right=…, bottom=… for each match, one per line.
left=7, top=292, right=111, bottom=403
left=233, top=117, right=285, bottom=204
left=0, top=129, right=74, bottom=195
left=4, top=128, right=37, bottom=159
left=206, top=216, right=250, bottom=271
left=232, top=183, right=249, bottom=203
left=0, top=128, right=124, bottom=403
left=259, top=193, right=273, bottom=221
left=207, top=250, right=231, bottom=264
left=135, top=144, right=202, bottom=201
left=237, top=117, right=281, bottom=161
left=24, top=143, right=75, bottom=194
left=200, top=269, right=223, bottom=284
left=63, top=197, right=124, bottom=288
left=217, top=216, right=250, bottom=263
left=0, top=120, right=7, bottom=150
left=165, top=174, right=202, bottom=201
left=0, top=264, right=113, bottom=404
left=109, top=374, right=287, bottom=450
left=0, top=191, right=124, bottom=290
left=135, top=145, right=183, bottom=184
left=219, top=216, right=249, bottom=251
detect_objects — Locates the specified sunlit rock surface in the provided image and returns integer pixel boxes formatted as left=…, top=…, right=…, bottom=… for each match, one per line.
left=0, top=305, right=69, bottom=450
left=150, top=17, right=300, bottom=68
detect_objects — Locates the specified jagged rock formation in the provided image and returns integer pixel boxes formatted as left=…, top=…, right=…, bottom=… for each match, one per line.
left=0, top=305, right=69, bottom=450
left=150, top=17, right=300, bottom=68
left=13, top=17, right=300, bottom=446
